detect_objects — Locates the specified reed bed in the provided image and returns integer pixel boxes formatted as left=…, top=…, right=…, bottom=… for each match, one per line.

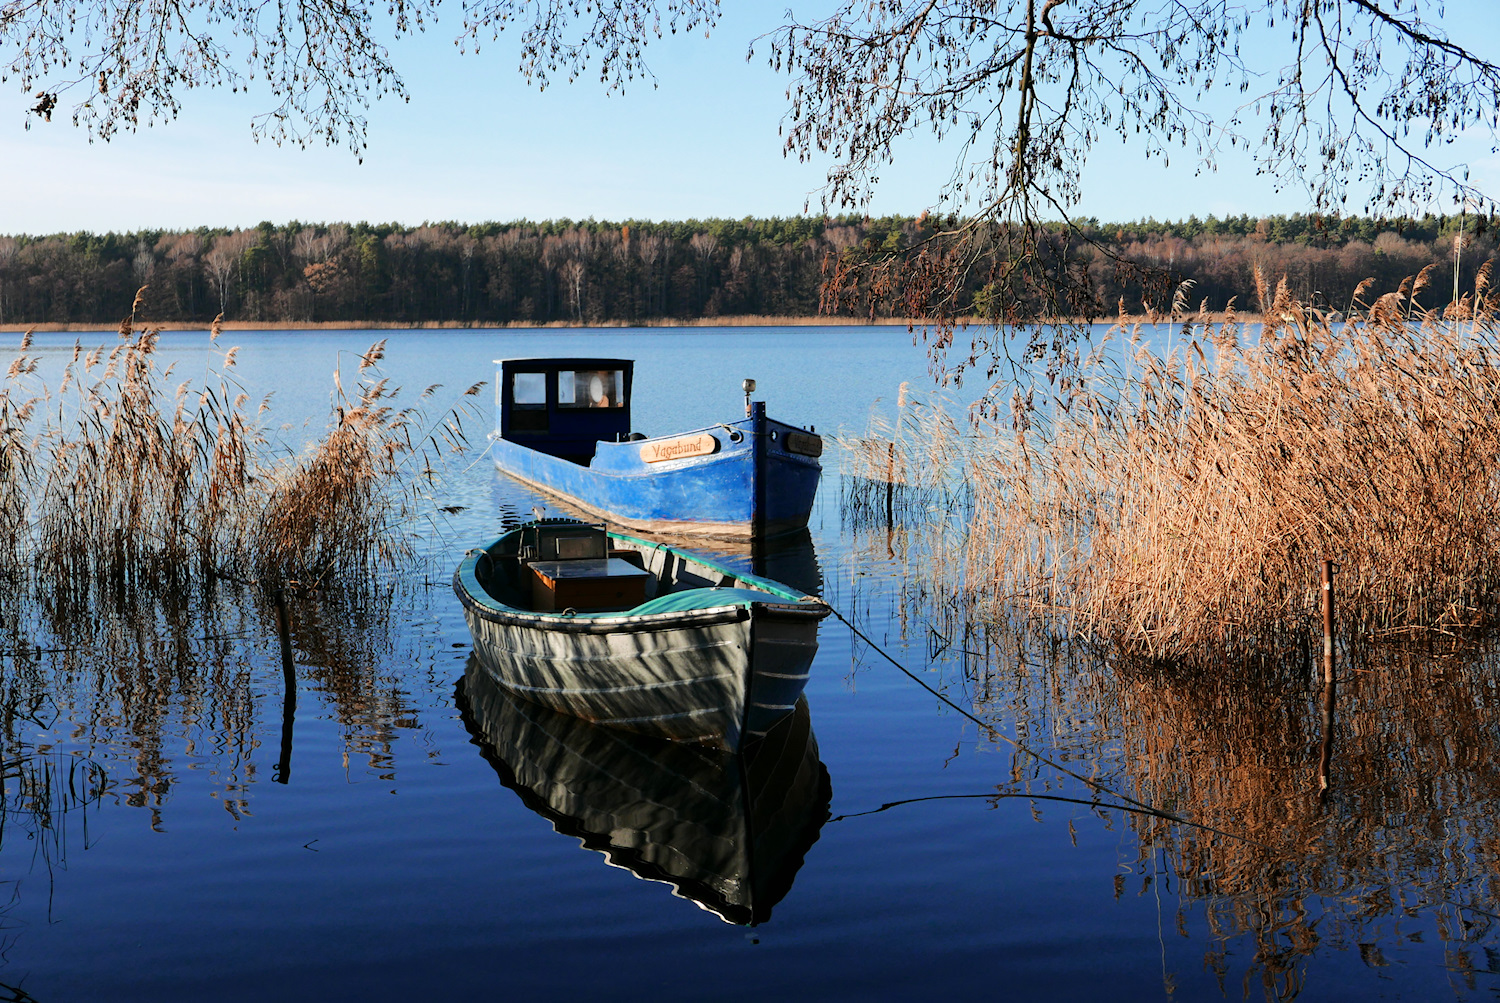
left=833, top=492, right=1500, bottom=989
left=0, top=301, right=481, bottom=861
left=0, top=303, right=484, bottom=596
left=831, top=272, right=1500, bottom=990
left=844, top=266, right=1500, bottom=660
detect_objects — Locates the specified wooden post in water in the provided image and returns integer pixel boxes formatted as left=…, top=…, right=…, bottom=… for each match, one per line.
left=1317, top=558, right=1336, bottom=796
left=1321, top=559, right=1335, bottom=686
left=273, top=587, right=297, bottom=785
left=885, top=441, right=895, bottom=527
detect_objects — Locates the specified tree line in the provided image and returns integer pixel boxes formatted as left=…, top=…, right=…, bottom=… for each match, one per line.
left=0, top=213, right=1493, bottom=327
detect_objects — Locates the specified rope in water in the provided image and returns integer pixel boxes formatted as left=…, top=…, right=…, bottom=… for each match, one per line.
left=820, top=601, right=1261, bottom=844
left=822, top=603, right=1500, bottom=921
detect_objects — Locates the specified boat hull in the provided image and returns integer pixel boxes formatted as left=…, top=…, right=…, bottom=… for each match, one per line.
left=459, top=604, right=820, bottom=751
left=454, top=525, right=827, bottom=751
left=492, top=409, right=822, bottom=541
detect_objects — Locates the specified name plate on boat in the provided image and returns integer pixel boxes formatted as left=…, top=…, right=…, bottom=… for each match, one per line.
left=785, top=431, right=823, bottom=457
left=640, top=434, right=719, bottom=463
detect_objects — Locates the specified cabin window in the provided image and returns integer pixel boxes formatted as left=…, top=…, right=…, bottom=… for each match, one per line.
left=558, top=369, right=626, bottom=409
left=511, top=371, right=547, bottom=406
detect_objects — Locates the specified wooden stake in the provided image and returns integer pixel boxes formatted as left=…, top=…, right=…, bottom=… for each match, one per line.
left=1318, top=558, right=1336, bottom=797
left=1321, top=558, right=1335, bottom=686
left=273, top=587, right=297, bottom=785
left=885, top=441, right=895, bottom=527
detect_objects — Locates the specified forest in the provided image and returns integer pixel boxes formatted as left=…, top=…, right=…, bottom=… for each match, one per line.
left=0, top=212, right=1493, bottom=326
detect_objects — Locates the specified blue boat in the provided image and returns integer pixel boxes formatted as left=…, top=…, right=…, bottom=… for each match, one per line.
left=491, top=358, right=822, bottom=540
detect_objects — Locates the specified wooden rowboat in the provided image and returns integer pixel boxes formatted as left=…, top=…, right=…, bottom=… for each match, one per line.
left=457, top=658, right=831, bottom=925
left=453, top=519, right=830, bottom=752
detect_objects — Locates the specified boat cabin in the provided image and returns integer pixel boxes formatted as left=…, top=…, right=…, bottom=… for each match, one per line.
left=497, top=358, right=634, bottom=464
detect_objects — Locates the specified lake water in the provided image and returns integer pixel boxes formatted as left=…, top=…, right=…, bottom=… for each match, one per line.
left=2, top=325, right=1497, bottom=1001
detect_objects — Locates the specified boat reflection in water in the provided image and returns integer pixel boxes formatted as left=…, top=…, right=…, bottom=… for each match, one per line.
left=694, top=527, right=823, bottom=599
left=456, top=656, right=832, bottom=925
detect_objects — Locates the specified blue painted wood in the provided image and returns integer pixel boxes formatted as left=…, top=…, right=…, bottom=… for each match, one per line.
left=492, top=359, right=821, bottom=539
left=498, top=358, right=634, bottom=464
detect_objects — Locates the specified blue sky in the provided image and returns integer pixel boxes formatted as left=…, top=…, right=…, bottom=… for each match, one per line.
left=3, top=4, right=1497, bottom=234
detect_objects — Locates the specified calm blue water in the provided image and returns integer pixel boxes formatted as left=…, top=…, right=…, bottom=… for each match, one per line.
left=0, top=326, right=1494, bottom=1001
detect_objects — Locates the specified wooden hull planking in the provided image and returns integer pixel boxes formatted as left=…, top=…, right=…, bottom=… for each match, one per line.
left=454, top=524, right=827, bottom=751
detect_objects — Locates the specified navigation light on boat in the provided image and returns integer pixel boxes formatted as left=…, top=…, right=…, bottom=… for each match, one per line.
left=743, top=378, right=756, bottom=417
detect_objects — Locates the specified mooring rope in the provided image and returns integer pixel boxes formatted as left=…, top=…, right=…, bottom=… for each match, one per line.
left=817, top=618, right=1500, bottom=923
left=821, top=601, right=1261, bottom=845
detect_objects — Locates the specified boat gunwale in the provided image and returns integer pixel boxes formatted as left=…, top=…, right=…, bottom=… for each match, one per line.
left=490, top=415, right=823, bottom=476
left=453, top=526, right=830, bottom=634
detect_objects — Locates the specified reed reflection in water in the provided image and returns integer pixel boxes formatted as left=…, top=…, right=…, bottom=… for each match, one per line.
left=837, top=497, right=1500, bottom=997
left=1105, top=640, right=1500, bottom=994
left=0, top=577, right=430, bottom=885
left=456, top=657, right=831, bottom=926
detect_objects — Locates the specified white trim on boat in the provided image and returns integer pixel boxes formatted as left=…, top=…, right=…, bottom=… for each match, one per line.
left=594, top=707, right=727, bottom=726
left=494, top=638, right=741, bottom=665
left=750, top=701, right=800, bottom=712
left=497, top=673, right=739, bottom=697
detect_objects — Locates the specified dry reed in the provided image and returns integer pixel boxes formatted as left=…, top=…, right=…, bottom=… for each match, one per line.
left=844, top=267, right=1500, bottom=660
left=830, top=271, right=1500, bottom=990
left=0, top=301, right=485, bottom=596
left=0, top=297, right=488, bottom=896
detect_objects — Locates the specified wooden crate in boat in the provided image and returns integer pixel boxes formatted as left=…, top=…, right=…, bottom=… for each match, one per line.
left=529, top=558, right=651, bottom=612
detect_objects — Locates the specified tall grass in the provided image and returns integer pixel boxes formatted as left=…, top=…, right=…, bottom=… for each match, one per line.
left=0, top=301, right=482, bottom=871
left=843, top=265, right=1500, bottom=660
left=829, top=270, right=1500, bottom=990
left=0, top=302, right=484, bottom=596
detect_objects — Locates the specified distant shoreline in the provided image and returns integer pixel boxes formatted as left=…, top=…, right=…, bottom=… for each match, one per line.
left=0, top=312, right=1257, bottom=334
